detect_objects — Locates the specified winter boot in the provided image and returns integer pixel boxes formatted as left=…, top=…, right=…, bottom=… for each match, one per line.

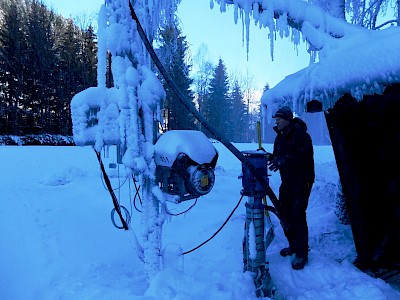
left=291, top=254, right=308, bottom=270
left=280, top=247, right=294, bottom=257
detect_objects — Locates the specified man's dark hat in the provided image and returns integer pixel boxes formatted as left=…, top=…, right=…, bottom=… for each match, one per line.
left=273, top=106, right=293, bottom=121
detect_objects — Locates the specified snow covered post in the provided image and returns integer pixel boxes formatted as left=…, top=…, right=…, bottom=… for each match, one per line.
left=100, top=0, right=174, bottom=281
left=71, top=0, right=178, bottom=282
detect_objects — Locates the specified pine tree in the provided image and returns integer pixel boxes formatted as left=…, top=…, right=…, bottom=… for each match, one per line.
left=0, top=0, right=28, bottom=134
left=54, top=19, right=92, bottom=134
left=204, top=58, right=230, bottom=138
left=80, top=25, right=98, bottom=88
left=24, top=0, right=59, bottom=133
left=230, top=80, right=247, bottom=142
left=0, top=0, right=98, bottom=135
left=157, top=22, right=195, bottom=131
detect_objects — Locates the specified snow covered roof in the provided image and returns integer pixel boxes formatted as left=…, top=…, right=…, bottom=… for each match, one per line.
left=261, top=26, right=400, bottom=118
left=214, top=1, right=400, bottom=119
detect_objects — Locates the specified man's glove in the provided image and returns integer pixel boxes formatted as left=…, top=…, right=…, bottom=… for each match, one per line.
left=268, top=156, right=285, bottom=172
left=266, top=152, right=274, bottom=162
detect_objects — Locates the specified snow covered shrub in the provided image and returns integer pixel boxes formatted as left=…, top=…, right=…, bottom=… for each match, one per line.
left=0, top=136, right=19, bottom=145
left=0, top=135, right=75, bottom=146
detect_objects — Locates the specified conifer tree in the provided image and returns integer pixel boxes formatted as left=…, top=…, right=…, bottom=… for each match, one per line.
left=0, top=0, right=98, bottom=135
left=157, top=22, right=195, bottom=131
left=230, top=80, right=248, bottom=142
left=24, top=0, right=58, bottom=132
left=0, top=0, right=28, bottom=134
left=55, top=19, right=89, bottom=134
left=204, top=58, right=230, bottom=138
left=81, top=25, right=98, bottom=88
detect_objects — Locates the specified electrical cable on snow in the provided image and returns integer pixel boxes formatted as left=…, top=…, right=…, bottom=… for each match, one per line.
left=166, top=198, right=198, bottom=216
left=127, top=0, right=288, bottom=230
left=182, top=194, right=244, bottom=255
left=95, top=150, right=129, bottom=230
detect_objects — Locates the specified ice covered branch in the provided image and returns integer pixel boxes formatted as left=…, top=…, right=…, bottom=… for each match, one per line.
left=217, top=0, right=366, bottom=51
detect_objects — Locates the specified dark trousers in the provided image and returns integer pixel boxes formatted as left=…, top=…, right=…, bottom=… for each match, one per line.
left=279, top=180, right=312, bottom=258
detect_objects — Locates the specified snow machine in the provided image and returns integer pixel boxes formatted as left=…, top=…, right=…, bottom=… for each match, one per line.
left=154, top=130, right=218, bottom=203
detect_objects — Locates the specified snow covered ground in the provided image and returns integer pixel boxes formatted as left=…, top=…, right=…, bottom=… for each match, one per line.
left=1, top=143, right=399, bottom=299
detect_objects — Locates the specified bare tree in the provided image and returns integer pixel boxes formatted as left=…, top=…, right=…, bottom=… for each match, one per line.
left=191, top=43, right=214, bottom=129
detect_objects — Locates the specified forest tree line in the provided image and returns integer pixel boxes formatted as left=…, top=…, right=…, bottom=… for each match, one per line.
left=157, top=22, right=267, bottom=143
left=0, top=0, right=97, bottom=136
left=0, top=0, right=265, bottom=142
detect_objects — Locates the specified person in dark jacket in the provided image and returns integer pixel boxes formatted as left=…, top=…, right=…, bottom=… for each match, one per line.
left=268, top=106, right=315, bottom=270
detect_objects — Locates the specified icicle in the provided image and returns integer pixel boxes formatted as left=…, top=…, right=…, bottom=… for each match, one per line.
left=241, top=9, right=245, bottom=48
left=219, top=0, right=226, bottom=12
left=243, top=1, right=251, bottom=61
left=253, top=2, right=260, bottom=25
left=276, top=13, right=289, bottom=39
left=234, top=2, right=239, bottom=24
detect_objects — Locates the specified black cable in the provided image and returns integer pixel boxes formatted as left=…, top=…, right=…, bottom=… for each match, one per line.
left=166, top=199, right=198, bottom=216
left=111, top=205, right=131, bottom=229
left=182, top=194, right=244, bottom=255
left=128, top=177, right=134, bottom=215
left=132, top=176, right=143, bottom=205
left=132, top=179, right=142, bottom=213
left=265, top=205, right=278, bottom=217
left=115, top=175, right=129, bottom=190
left=95, top=150, right=129, bottom=230
left=98, top=164, right=129, bottom=192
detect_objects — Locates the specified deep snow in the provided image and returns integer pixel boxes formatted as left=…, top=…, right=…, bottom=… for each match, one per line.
left=1, top=142, right=399, bottom=299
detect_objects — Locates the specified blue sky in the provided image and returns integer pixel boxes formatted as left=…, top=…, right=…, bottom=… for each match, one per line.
left=43, top=0, right=103, bottom=19
left=43, top=0, right=310, bottom=90
left=178, top=1, right=309, bottom=90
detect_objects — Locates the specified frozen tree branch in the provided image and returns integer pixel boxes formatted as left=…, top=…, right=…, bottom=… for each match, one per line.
left=220, top=0, right=367, bottom=51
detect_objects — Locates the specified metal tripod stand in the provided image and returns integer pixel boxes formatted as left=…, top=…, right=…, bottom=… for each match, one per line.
left=241, top=150, right=276, bottom=298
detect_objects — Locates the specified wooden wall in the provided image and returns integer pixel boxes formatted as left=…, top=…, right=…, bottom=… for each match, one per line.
left=325, top=84, right=400, bottom=269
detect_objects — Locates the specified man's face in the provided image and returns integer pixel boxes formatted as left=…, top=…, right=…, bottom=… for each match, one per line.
left=274, top=117, right=290, bottom=131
